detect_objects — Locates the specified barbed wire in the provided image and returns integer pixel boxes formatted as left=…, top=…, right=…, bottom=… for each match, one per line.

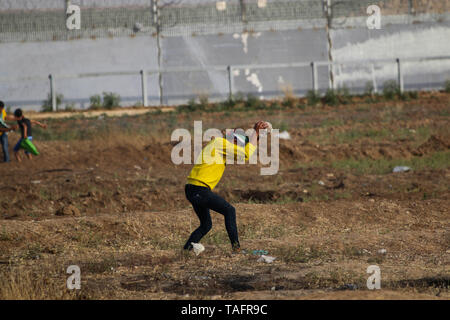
left=0, top=0, right=447, bottom=42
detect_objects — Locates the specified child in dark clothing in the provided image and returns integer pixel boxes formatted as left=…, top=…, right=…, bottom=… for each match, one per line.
left=13, top=108, right=47, bottom=162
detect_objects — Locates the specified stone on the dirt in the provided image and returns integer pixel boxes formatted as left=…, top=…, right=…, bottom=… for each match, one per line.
left=339, top=283, right=358, bottom=290
left=378, top=249, right=387, bottom=254
left=393, top=166, right=411, bottom=173
left=257, top=255, right=276, bottom=263
left=56, top=205, right=81, bottom=217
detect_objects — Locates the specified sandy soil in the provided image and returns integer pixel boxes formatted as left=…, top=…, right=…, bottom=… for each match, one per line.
left=0, top=92, right=448, bottom=300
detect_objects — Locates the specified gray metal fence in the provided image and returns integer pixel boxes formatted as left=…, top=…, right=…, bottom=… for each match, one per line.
left=1, top=0, right=448, bottom=42
left=2, top=55, right=447, bottom=111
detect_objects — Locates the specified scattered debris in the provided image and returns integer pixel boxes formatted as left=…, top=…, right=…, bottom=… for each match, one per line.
left=252, top=250, right=268, bottom=256
left=318, top=180, right=325, bottom=186
left=31, top=180, right=41, bottom=184
left=393, top=166, right=411, bottom=173
left=194, top=275, right=210, bottom=280
left=257, top=255, right=276, bottom=263
left=378, top=249, right=387, bottom=255
left=134, top=165, right=142, bottom=170
left=338, top=283, right=358, bottom=290
left=56, top=205, right=81, bottom=217
left=278, top=131, right=291, bottom=140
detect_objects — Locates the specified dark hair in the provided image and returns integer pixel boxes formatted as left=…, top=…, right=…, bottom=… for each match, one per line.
left=14, top=108, right=23, bottom=118
left=0, top=101, right=4, bottom=109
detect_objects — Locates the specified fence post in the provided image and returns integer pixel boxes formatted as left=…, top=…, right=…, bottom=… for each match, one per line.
left=227, top=65, right=234, bottom=100
left=140, top=69, right=148, bottom=107
left=311, top=62, right=318, bottom=92
left=49, top=74, right=57, bottom=112
left=371, top=63, right=378, bottom=94
left=396, top=58, right=404, bottom=94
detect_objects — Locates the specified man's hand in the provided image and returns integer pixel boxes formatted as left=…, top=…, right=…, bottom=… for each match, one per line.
left=249, top=121, right=270, bottom=146
left=254, top=121, right=270, bottom=135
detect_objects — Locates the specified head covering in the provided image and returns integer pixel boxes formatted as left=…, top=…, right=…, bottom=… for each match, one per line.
left=14, top=108, right=23, bottom=118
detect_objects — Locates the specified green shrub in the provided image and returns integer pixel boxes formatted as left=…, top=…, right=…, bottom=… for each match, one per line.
left=337, top=86, right=351, bottom=104
left=64, top=103, right=76, bottom=112
left=41, top=93, right=64, bottom=112
left=282, top=96, right=296, bottom=108
left=444, top=80, right=450, bottom=93
left=198, top=94, right=209, bottom=110
left=382, top=80, right=400, bottom=100
left=364, top=81, right=375, bottom=96
left=233, top=92, right=245, bottom=104
left=183, top=97, right=198, bottom=112
left=102, top=92, right=121, bottom=110
left=306, top=90, right=320, bottom=106
left=217, top=98, right=235, bottom=111
left=89, top=95, right=102, bottom=110
left=245, top=93, right=261, bottom=109
left=408, top=91, right=418, bottom=99
left=324, top=89, right=339, bottom=106
left=269, top=101, right=282, bottom=110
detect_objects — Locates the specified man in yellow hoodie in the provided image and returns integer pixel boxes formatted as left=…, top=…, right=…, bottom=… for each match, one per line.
left=0, top=101, right=18, bottom=163
left=184, top=121, right=269, bottom=252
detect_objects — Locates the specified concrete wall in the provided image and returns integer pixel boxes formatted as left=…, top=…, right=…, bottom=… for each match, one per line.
left=0, top=0, right=449, bottom=110
left=0, top=36, right=159, bottom=109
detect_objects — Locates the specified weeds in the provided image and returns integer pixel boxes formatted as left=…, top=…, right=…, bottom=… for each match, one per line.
left=0, top=227, right=12, bottom=241
left=276, top=245, right=327, bottom=263
left=332, top=151, right=450, bottom=175
left=41, top=93, right=64, bottom=112
left=324, top=89, right=339, bottom=106
left=89, top=94, right=102, bottom=110
left=306, top=90, right=320, bottom=106
left=364, top=81, right=375, bottom=96
left=102, top=92, right=121, bottom=110
left=0, top=266, right=79, bottom=299
left=383, top=80, right=400, bottom=100
left=88, top=92, right=121, bottom=110
left=444, top=79, right=450, bottom=93
left=245, top=94, right=261, bottom=109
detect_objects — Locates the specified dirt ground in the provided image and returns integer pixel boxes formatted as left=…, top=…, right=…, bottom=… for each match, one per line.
left=0, top=92, right=448, bottom=300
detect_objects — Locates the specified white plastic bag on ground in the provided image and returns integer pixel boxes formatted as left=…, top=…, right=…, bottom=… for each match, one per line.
left=393, top=166, right=411, bottom=173
left=191, top=243, right=205, bottom=256
left=257, top=255, right=276, bottom=263
left=278, top=131, right=291, bottom=140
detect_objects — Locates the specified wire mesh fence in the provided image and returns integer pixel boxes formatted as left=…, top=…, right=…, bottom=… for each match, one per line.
left=1, top=0, right=448, bottom=42
left=0, top=0, right=155, bottom=42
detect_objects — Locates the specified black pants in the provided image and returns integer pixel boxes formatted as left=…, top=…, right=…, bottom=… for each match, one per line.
left=184, top=184, right=240, bottom=250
